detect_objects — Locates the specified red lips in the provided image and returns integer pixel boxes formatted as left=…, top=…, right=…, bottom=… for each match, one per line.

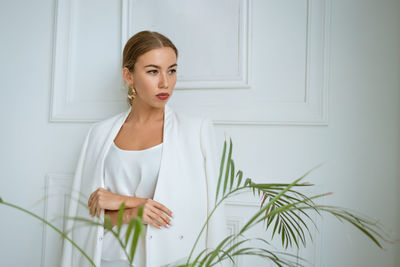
left=156, top=93, right=170, bottom=100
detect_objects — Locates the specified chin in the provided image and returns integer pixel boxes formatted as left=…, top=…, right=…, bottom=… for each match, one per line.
left=152, top=101, right=167, bottom=109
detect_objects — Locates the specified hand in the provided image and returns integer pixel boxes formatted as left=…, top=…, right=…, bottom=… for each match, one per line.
left=132, top=199, right=174, bottom=229
left=88, top=187, right=132, bottom=217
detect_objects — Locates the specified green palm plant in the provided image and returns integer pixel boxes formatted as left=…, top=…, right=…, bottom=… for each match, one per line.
left=0, top=137, right=390, bottom=267
left=0, top=195, right=146, bottom=266
left=176, top=138, right=388, bottom=267
left=63, top=202, right=146, bottom=266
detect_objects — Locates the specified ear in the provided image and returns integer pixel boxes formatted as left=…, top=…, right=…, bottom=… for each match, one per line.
left=122, top=67, right=134, bottom=86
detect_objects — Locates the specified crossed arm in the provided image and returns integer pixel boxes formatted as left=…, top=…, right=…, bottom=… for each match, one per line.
left=88, top=187, right=173, bottom=228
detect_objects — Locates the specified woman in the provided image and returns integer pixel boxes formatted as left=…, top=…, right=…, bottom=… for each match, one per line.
left=60, top=31, right=227, bottom=267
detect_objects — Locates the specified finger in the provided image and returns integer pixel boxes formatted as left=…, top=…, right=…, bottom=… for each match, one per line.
left=149, top=218, right=161, bottom=229
left=151, top=206, right=171, bottom=226
left=153, top=222, right=161, bottom=229
left=96, top=201, right=103, bottom=217
left=150, top=204, right=172, bottom=223
left=88, top=201, right=94, bottom=216
left=88, top=198, right=94, bottom=213
left=92, top=195, right=99, bottom=209
left=148, top=208, right=169, bottom=228
left=143, top=214, right=160, bottom=229
left=95, top=200, right=101, bottom=217
left=153, top=201, right=173, bottom=218
left=88, top=193, right=94, bottom=207
left=88, top=190, right=99, bottom=208
left=93, top=200, right=99, bottom=217
left=94, top=203, right=98, bottom=218
left=89, top=188, right=100, bottom=202
left=91, top=202, right=96, bottom=217
left=90, top=204, right=95, bottom=217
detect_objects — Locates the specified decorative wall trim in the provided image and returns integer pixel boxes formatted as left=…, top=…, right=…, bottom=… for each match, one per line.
left=50, top=0, right=131, bottom=122
left=182, top=0, right=331, bottom=126
left=41, top=173, right=73, bottom=267
left=49, top=0, right=329, bottom=125
left=123, top=0, right=251, bottom=89
left=226, top=216, right=244, bottom=266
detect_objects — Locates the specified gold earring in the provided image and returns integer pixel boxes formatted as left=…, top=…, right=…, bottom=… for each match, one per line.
left=128, top=85, right=137, bottom=101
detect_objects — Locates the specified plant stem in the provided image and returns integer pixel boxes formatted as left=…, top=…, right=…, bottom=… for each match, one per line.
left=0, top=200, right=96, bottom=266
left=186, top=186, right=246, bottom=265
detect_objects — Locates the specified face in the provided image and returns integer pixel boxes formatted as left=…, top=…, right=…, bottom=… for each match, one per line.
left=123, top=47, right=177, bottom=109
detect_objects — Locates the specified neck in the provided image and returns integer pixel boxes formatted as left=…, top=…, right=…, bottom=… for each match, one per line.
left=127, top=101, right=165, bottom=125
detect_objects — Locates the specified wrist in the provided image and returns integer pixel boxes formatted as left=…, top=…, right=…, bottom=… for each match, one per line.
left=125, top=207, right=137, bottom=223
left=124, top=196, right=145, bottom=208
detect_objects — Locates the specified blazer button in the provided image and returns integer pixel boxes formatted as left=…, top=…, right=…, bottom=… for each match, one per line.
left=178, top=235, right=183, bottom=240
left=148, top=235, right=153, bottom=240
left=99, top=237, right=103, bottom=241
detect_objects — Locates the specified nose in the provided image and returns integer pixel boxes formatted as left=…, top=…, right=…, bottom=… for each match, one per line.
left=159, top=72, right=169, bottom=89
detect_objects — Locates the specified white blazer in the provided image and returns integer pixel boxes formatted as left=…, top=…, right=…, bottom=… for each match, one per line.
left=60, top=103, right=228, bottom=267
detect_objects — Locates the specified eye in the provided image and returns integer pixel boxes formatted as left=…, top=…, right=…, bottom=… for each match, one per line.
left=147, top=70, right=158, bottom=74
left=169, top=69, right=177, bottom=74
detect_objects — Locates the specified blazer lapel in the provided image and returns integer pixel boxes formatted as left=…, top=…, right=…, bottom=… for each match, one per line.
left=152, top=103, right=174, bottom=202
left=90, top=107, right=133, bottom=266
left=98, top=107, right=131, bottom=188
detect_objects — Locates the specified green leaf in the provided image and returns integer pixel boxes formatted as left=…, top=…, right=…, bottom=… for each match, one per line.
left=63, top=216, right=103, bottom=228
left=125, top=205, right=144, bottom=248
left=229, top=159, right=235, bottom=191
left=104, top=215, right=112, bottom=231
left=129, top=217, right=143, bottom=263
left=244, top=177, right=252, bottom=187
left=215, top=139, right=227, bottom=202
left=202, top=234, right=234, bottom=266
left=194, top=234, right=235, bottom=266
left=236, top=170, right=243, bottom=188
left=137, top=204, right=144, bottom=218
left=271, top=211, right=280, bottom=239
left=222, top=138, right=233, bottom=196
left=192, top=247, right=213, bottom=266
left=125, top=218, right=136, bottom=246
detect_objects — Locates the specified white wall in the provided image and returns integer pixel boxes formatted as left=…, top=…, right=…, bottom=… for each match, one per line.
left=0, top=0, right=399, bottom=266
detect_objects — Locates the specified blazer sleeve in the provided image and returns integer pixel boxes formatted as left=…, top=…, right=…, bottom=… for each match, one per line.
left=200, top=117, right=229, bottom=251
left=60, top=125, right=93, bottom=267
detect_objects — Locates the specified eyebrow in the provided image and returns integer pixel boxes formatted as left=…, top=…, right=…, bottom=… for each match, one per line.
left=144, top=63, right=177, bottom=69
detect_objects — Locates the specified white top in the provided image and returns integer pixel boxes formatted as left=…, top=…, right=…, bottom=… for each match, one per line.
left=101, top=140, right=163, bottom=266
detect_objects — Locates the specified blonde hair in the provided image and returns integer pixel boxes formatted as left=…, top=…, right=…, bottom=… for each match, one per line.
left=122, top=31, right=179, bottom=106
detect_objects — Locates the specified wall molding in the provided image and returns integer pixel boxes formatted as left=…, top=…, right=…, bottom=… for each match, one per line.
left=50, top=0, right=131, bottom=122
left=124, top=0, right=251, bottom=89
left=49, top=0, right=329, bottom=125
left=41, top=173, right=73, bottom=267
left=179, top=0, right=331, bottom=126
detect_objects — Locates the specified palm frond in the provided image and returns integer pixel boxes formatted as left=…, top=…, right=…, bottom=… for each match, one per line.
left=0, top=199, right=96, bottom=266
left=190, top=137, right=389, bottom=267
left=1, top=137, right=392, bottom=267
